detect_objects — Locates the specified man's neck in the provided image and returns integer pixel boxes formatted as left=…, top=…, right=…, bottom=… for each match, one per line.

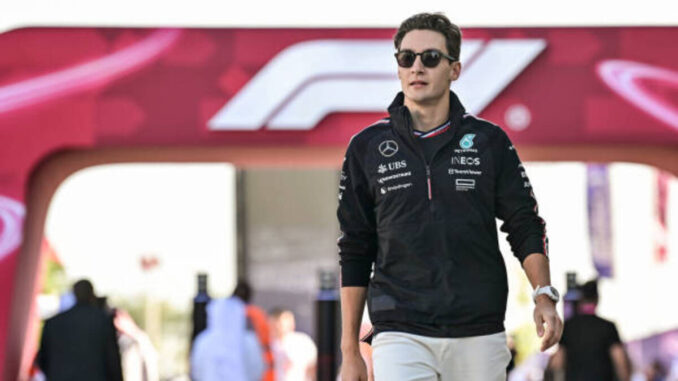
left=578, top=302, right=597, bottom=315
left=404, top=92, right=450, bottom=133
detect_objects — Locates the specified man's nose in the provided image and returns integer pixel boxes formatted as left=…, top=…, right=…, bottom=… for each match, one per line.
left=410, top=55, right=425, bottom=72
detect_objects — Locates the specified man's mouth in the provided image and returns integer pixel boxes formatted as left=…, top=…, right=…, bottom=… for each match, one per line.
left=410, top=80, right=428, bottom=87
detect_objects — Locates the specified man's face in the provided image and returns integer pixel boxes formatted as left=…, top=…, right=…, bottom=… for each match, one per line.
left=397, top=29, right=461, bottom=106
left=270, top=311, right=296, bottom=338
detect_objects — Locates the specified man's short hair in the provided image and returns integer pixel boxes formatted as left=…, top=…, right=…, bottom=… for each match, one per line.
left=579, top=280, right=599, bottom=303
left=393, top=13, right=462, bottom=60
left=73, top=279, right=95, bottom=304
left=233, top=279, right=252, bottom=303
left=269, top=307, right=292, bottom=319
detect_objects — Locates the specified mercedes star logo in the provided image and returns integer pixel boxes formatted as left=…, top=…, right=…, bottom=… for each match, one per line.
left=378, top=140, right=399, bottom=157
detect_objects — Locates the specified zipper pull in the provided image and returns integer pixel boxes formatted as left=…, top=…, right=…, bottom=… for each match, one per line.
left=426, top=166, right=432, bottom=200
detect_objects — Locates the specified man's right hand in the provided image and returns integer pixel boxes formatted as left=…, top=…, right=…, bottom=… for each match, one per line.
left=340, top=287, right=370, bottom=380
left=341, top=350, right=369, bottom=381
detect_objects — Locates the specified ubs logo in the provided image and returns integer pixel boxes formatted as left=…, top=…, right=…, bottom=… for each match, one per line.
left=388, top=160, right=407, bottom=170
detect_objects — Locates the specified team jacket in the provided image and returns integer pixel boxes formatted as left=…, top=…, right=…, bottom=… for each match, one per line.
left=337, top=91, right=548, bottom=337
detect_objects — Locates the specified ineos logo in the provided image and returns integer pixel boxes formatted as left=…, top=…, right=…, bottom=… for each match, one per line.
left=451, top=156, right=481, bottom=166
left=378, top=140, right=399, bottom=157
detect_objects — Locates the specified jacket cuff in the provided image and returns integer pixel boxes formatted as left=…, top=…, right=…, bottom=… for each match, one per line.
left=340, top=260, right=372, bottom=287
left=517, top=237, right=548, bottom=263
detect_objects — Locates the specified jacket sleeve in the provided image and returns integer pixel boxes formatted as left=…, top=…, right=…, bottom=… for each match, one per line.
left=337, top=139, right=377, bottom=287
left=493, top=130, right=548, bottom=263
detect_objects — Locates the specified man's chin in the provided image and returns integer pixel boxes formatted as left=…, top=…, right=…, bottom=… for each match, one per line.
left=404, top=91, right=442, bottom=106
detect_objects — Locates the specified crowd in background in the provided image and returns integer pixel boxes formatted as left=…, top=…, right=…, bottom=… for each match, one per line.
left=29, top=277, right=678, bottom=381
left=30, top=278, right=317, bottom=381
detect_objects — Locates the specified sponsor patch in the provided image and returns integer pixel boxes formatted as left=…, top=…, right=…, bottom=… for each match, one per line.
left=380, top=182, right=413, bottom=194
left=454, top=148, right=478, bottom=153
left=455, top=178, right=476, bottom=191
left=451, top=156, right=481, bottom=166
left=378, top=171, right=412, bottom=184
left=378, top=160, right=407, bottom=174
left=378, top=140, right=399, bottom=157
left=459, top=133, right=476, bottom=149
left=448, top=169, right=482, bottom=176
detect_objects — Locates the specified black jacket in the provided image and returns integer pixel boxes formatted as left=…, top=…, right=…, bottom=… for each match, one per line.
left=337, top=91, right=548, bottom=337
left=36, top=304, right=123, bottom=381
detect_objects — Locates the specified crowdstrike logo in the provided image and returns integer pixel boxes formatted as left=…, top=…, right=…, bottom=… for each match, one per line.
left=208, top=38, right=546, bottom=131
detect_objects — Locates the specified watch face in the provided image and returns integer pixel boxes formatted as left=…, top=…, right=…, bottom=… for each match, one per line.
left=551, top=287, right=560, bottom=298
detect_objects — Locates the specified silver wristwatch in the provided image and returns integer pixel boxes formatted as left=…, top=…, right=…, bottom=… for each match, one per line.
left=532, top=285, right=560, bottom=304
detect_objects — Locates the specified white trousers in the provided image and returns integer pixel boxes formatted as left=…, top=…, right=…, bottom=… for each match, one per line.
left=372, top=331, right=511, bottom=381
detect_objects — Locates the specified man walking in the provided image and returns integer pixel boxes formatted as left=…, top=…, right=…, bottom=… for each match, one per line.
left=337, top=13, right=563, bottom=381
left=548, top=280, right=631, bottom=381
left=36, top=279, right=122, bottom=381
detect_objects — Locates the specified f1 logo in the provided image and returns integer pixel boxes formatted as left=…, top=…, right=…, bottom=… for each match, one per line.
left=208, top=39, right=546, bottom=131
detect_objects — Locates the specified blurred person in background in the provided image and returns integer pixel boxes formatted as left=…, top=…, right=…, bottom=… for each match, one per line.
left=269, top=308, right=317, bottom=381
left=94, top=296, right=160, bottom=381
left=35, top=279, right=123, bottom=381
left=337, top=11, right=561, bottom=381
left=548, top=279, right=631, bottom=381
left=190, top=296, right=264, bottom=381
left=233, top=279, right=276, bottom=381
left=113, top=309, right=159, bottom=381
left=191, top=273, right=211, bottom=349
left=644, top=360, right=668, bottom=381
left=506, top=335, right=517, bottom=375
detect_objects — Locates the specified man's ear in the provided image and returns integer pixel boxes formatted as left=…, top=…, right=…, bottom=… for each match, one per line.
left=450, top=61, right=462, bottom=81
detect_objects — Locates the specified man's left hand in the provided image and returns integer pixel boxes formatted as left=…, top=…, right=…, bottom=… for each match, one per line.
left=533, top=295, right=563, bottom=351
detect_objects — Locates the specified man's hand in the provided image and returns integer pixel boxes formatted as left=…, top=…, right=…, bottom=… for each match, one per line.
left=534, top=295, right=563, bottom=351
left=341, top=349, right=369, bottom=381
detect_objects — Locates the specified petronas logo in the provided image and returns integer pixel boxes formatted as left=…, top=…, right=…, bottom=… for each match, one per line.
left=460, top=134, right=476, bottom=149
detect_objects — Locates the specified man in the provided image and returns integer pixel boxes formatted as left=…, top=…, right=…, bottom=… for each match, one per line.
left=549, top=280, right=631, bottom=381
left=269, top=308, right=317, bottom=381
left=36, top=279, right=122, bottom=381
left=337, top=13, right=563, bottom=381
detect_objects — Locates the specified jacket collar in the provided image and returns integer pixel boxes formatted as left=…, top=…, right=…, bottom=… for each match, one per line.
left=387, top=90, right=467, bottom=141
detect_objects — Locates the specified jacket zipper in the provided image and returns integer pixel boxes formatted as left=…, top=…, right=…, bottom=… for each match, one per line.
left=400, top=109, right=454, bottom=207
left=413, top=140, right=433, bottom=206
left=422, top=126, right=456, bottom=204
left=409, top=127, right=434, bottom=205
left=426, top=166, right=432, bottom=200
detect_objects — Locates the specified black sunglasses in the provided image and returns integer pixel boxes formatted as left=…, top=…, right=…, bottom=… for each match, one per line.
left=394, top=49, right=457, bottom=68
